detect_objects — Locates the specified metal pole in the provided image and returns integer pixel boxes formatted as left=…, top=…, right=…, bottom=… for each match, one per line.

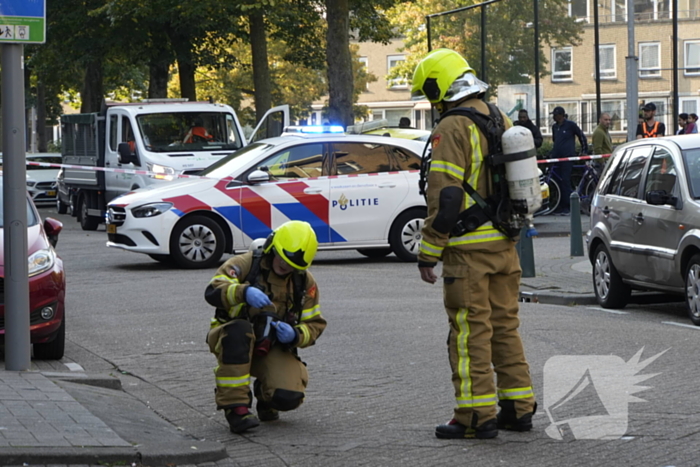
left=481, top=5, right=487, bottom=83
left=426, top=15, right=432, bottom=52
left=594, top=0, right=602, bottom=123
left=534, top=0, right=540, bottom=128
left=625, top=1, right=639, bottom=142
left=570, top=193, right=584, bottom=257
left=672, top=0, right=679, bottom=126
left=2, top=44, right=31, bottom=370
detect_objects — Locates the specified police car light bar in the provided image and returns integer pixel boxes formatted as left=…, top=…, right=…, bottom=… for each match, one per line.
left=346, top=119, right=390, bottom=134
left=284, top=125, right=345, bottom=134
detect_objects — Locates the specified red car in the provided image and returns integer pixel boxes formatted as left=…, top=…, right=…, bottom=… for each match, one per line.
left=0, top=190, right=65, bottom=360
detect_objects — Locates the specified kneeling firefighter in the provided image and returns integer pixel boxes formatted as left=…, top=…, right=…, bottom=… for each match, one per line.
left=412, top=48, right=538, bottom=439
left=205, top=220, right=326, bottom=434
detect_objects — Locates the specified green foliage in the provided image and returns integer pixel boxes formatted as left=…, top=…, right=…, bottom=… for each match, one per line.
left=386, top=0, right=583, bottom=93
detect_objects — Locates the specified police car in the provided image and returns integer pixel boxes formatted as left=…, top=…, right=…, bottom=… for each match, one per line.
left=106, top=130, right=428, bottom=268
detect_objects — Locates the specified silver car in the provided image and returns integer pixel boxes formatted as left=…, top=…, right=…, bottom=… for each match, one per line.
left=587, top=134, right=700, bottom=326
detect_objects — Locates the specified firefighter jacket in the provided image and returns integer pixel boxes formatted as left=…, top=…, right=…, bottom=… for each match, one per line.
left=419, top=98, right=513, bottom=266
left=205, top=251, right=326, bottom=349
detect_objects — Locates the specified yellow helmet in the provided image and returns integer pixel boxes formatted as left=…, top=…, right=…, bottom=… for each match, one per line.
left=411, top=48, right=476, bottom=103
left=264, top=220, right=318, bottom=270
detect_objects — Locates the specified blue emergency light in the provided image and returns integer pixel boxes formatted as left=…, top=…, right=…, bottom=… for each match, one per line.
left=285, top=125, right=345, bottom=134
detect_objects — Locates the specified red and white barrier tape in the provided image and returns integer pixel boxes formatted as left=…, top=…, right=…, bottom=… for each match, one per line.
left=25, top=161, right=221, bottom=180
left=537, top=154, right=612, bottom=164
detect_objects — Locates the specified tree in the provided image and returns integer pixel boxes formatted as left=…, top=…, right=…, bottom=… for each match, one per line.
left=386, top=0, right=583, bottom=93
left=324, top=0, right=399, bottom=128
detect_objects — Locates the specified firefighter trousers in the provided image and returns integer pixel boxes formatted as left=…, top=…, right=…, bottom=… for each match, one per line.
left=442, top=246, right=536, bottom=427
left=207, top=319, right=309, bottom=411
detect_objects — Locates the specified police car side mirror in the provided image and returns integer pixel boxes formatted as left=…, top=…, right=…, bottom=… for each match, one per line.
left=248, top=169, right=270, bottom=184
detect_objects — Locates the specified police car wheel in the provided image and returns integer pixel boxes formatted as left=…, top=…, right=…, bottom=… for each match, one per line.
left=357, top=248, right=392, bottom=258
left=389, top=208, right=426, bottom=262
left=170, top=215, right=225, bottom=269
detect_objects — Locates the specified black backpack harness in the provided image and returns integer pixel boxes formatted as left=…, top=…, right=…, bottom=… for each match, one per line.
left=419, top=103, right=520, bottom=239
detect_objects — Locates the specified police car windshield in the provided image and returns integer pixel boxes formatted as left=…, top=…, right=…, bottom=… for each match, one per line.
left=200, top=142, right=276, bottom=179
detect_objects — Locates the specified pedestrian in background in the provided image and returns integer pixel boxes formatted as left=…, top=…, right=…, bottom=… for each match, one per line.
left=686, top=113, right=698, bottom=134
left=550, top=106, right=587, bottom=216
left=677, top=113, right=688, bottom=135
left=411, top=48, right=536, bottom=440
left=592, top=112, right=613, bottom=155
left=513, top=109, right=543, bottom=148
left=636, top=103, right=665, bottom=139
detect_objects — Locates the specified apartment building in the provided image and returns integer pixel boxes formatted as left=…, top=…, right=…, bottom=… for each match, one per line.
left=539, top=0, right=700, bottom=138
left=309, top=38, right=434, bottom=130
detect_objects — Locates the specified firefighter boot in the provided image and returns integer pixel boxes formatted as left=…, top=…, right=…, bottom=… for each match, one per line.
left=435, top=413, right=498, bottom=439
left=497, top=400, right=537, bottom=432
left=254, top=380, right=279, bottom=422
left=225, top=406, right=260, bottom=434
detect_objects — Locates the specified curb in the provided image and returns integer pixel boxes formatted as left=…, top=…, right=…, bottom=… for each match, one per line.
left=519, top=291, right=598, bottom=306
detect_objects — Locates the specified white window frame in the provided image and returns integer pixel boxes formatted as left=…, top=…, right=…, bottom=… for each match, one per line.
left=568, top=0, right=589, bottom=21
left=597, top=44, right=616, bottom=80
left=639, top=42, right=661, bottom=78
left=358, top=56, right=369, bottom=90
left=680, top=97, right=698, bottom=115
left=552, top=47, right=573, bottom=82
left=684, top=40, right=700, bottom=76
left=387, top=54, right=407, bottom=89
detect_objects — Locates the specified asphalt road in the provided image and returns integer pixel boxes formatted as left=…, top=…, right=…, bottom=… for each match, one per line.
left=33, top=206, right=700, bottom=466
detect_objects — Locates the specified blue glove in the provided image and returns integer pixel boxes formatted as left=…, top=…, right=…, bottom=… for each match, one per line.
left=245, top=287, right=272, bottom=309
left=272, top=321, right=296, bottom=344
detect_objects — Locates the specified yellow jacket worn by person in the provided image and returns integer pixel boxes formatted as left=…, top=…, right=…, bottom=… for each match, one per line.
left=420, top=97, right=536, bottom=437
left=205, top=251, right=326, bottom=413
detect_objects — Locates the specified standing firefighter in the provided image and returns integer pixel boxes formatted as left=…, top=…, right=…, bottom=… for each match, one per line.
left=412, top=48, right=537, bottom=439
left=205, top=220, right=326, bottom=434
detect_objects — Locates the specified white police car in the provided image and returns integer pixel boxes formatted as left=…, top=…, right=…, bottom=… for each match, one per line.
left=106, top=130, right=428, bottom=268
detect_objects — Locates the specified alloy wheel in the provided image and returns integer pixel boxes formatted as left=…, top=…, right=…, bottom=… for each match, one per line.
left=401, top=217, right=424, bottom=256
left=178, top=223, right=218, bottom=262
left=687, top=264, right=700, bottom=320
left=594, top=250, right=611, bottom=300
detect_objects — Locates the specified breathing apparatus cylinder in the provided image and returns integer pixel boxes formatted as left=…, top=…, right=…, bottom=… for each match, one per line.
left=500, top=126, right=542, bottom=215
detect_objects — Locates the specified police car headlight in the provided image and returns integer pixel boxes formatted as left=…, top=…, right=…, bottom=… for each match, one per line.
left=131, top=202, right=173, bottom=218
left=28, top=249, right=55, bottom=277
left=147, top=163, right=176, bottom=181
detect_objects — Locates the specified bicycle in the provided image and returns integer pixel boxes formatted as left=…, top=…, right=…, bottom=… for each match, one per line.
left=535, top=159, right=602, bottom=216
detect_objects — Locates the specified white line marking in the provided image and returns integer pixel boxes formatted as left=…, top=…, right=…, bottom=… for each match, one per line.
left=662, top=321, right=700, bottom=330
left=64, top=362, right=84, bottom=372
left=586, top=306, right=629, bottom=314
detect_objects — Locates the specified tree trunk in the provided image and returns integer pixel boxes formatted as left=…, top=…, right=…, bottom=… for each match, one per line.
left=166, top=24, right=197, bottom=101
left=80, top=59, right=104, bottom=113
left=250, top=10, right=272, bottom=123
left=148, top=60, right=170, bottom=99
left=325, top=0, right=353, bottom=128
left=37, top=82, right=47, bottom=152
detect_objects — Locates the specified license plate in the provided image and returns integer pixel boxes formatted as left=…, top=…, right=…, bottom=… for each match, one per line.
left=47, top=190, right=56, bottom=197
left=107, top=224, right=117, bottom=234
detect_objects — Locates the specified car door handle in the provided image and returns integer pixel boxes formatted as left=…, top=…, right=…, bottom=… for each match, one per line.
left=634, top=213, right=644, bottom=223
left=378, top=182, right=396, bottom=188
left=602, top=206, right=611, bottom=216
left=304, top=188, right=323, bottom=194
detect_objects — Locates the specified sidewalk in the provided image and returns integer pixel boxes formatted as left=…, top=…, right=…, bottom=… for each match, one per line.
left=0, top=214, right=592, bottom=466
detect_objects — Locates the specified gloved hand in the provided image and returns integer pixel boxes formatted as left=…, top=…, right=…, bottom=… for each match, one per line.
left=245, top=287, right=272, bottom=309
left=272, top=321, right=296, bottom=344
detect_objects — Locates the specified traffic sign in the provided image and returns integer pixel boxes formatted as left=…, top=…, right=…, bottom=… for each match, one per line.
left=0, top=0, right=45, bottom=44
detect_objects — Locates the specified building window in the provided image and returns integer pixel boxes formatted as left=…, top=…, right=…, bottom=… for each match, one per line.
left=597, top=44, right=616, bottom=79
left=639, top=42, right=661, bottom=78
left=387, top=54, right=407, bottom=88
left=681, top=98, right=698, bottom=114
left=592, top=100, right=626, bottom=132
left=542, top=102, right=579, bottom=134
left=552, top=47, right=573, bottom=81
left=358, top=56, right=369, bottom=90
left=569, top=0, right=588, bottom=20
left=685, top=41, right=700, bottom=75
